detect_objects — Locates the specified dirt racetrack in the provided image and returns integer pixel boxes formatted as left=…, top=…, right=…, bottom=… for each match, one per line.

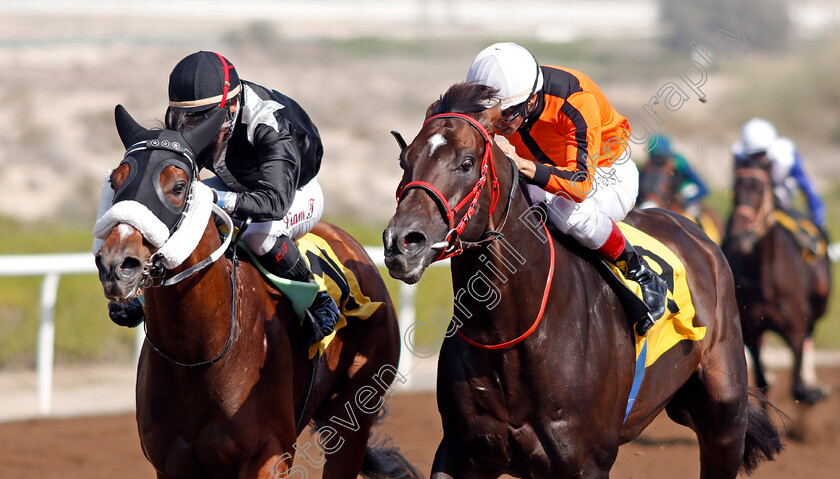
left=0, top=364, right=838, bottom=478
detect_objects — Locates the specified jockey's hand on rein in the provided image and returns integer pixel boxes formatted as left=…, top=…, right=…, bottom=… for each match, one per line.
left=211, top=188, right=237, bottom=215
left=496, top=140, right=536, bottom=180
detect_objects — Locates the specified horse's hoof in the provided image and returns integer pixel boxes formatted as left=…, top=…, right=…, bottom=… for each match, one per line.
left=793, top=386, right=828, bottom=405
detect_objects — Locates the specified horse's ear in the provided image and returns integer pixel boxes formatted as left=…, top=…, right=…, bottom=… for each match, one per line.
left=114, top=104, right=147, bottom=148
left=182, top=107, right=226, bottom=155
left=476, top=102, right=502, bottom=135
left=424, top=100, right=439, bottom=121
left=390, top=130, right=408, bottom=150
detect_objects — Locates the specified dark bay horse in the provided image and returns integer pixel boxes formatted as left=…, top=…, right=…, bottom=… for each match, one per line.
left=383, top=83, right=781, bottom=478
left=637, top=158, right=723, bottom=245
left=94, top=106, right=420, bottom=479
left=723, top=158, right=832, bottom=406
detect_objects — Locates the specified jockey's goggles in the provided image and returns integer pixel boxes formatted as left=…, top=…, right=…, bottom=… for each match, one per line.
left=167, top=94, right=238, bottom=127
left=500, top=100, right=528, bottom=123
left=165, top=106, right=215, bottom=130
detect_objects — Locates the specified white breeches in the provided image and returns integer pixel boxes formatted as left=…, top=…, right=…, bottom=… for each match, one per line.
left=203, top=176, right=325, bottom=255
left=527, top=155, right=639, bottom=250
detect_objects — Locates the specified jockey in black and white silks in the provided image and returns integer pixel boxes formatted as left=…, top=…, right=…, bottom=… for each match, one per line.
left=110, top=51, right=338, bottom=346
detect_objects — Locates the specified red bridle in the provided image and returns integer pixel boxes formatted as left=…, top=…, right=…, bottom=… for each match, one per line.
left=393, top=112, right=552, bottom=350
left=395, top=113, right=501, bottom=262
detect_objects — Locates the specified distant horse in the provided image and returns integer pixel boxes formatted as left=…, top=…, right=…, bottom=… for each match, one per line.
left=637, top=158, right=723, bottom=245
left=94, top=106, right=420, bottom=479
left=637, top=157, right=679, bottom=210
left=383, top=83, right=781, bottom=478
left=723, top=158, right=832, bottom=405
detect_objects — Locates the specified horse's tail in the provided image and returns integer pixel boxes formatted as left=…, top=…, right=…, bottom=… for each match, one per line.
left=741, top=388, right=784, bottom=474
left=359, top=407, right=423, bottom=479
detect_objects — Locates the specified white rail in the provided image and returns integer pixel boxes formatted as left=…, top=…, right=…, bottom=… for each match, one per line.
left=0, top=249, right=443, bottom=416
left=0, top=253, right=99, bottom=416
left=2, top=240, right=836, bottom=416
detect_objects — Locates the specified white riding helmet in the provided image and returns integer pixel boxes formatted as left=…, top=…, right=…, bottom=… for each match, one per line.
left=740, top=117, right=778, bottom=155
left=467, top=42, right=544, bottom=110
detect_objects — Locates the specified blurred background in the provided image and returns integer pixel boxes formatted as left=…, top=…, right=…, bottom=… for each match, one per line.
left=0, top=0, right=839, bottom=397
left=2, top=1, right=840, bottom=477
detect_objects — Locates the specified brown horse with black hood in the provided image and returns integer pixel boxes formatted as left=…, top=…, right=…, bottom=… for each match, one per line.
left=94, top=105, right=420, bottom=479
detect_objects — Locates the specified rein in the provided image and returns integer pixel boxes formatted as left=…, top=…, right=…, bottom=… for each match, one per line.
left=142, top=205, right=238, bottom=368
left=396, top=113, right=510, bottom=262
left=456, top=221, right=555, bottom=350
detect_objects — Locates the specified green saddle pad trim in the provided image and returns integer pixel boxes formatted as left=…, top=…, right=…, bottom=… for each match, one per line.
left=239, top=243, right=319, bottom=320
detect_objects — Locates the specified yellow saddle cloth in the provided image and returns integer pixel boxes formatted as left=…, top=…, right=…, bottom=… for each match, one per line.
left=242, top=232, right=384, bottom=359
left=774, top=209, right=827, bottom=261
left=297, top=233, right=384, bottom=357
left=608, top=222, right=705, bottom=367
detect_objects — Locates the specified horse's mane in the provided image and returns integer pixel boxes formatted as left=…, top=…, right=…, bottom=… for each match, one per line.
left=431, top=82, right=500, bottom=115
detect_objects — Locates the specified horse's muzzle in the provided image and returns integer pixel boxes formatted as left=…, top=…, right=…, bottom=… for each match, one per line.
left=95, top=249, right=145, bottom=301
left=727, top=232, right=757, bottom=255
left=382, top=224, right=432, bottom=284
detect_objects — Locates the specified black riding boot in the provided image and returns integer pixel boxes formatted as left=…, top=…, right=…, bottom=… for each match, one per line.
left=614, top=242, right=668, bottom=336
left=257, top=236, right=339, bottom=345
left=108, top=297, right=145, bottom=328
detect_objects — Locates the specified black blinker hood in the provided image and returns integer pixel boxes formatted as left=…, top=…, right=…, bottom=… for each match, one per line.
left=112, top=105, right=226, bottom=234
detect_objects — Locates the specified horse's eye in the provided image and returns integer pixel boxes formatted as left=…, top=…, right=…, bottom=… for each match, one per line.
left=172, top=181, right=187, bottom=196
left=460, top=157, right=475, bottom=171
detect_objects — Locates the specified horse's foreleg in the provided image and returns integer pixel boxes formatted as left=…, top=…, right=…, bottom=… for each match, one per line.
left=254, top=455, right=297, bottom=479
left=320, top=427, right=372, bottom=479
left=788, top=334, right=827, bottom=405
left=250, top=439, right=301, bottom=479
left=431, top=437, right=499, bottom=479
left=800, top=336, right=820, bottom=388
left=431, top=437, right=466, bottom=479
left=745, top=340, right=769, bottom=393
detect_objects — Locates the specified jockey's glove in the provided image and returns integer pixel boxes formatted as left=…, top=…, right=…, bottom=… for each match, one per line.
left=211, top=188, right=238, bottom=215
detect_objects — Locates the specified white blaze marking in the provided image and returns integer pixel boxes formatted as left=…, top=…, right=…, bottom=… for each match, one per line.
left=117, top=224, right=135, bottom=240
left=429, top=133, right=446, bottom=155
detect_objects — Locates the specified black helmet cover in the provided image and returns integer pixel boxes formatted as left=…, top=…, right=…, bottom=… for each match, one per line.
left=168, top=51, right=241, bottom=112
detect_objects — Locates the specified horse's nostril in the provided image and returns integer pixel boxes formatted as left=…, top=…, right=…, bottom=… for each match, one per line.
left=119, top=257, right=143, bottom=279
left=403, top=231, right=427, bottom=250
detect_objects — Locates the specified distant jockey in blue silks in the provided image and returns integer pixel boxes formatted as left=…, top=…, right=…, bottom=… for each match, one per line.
left=731, top=117, right=826, bottom=229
